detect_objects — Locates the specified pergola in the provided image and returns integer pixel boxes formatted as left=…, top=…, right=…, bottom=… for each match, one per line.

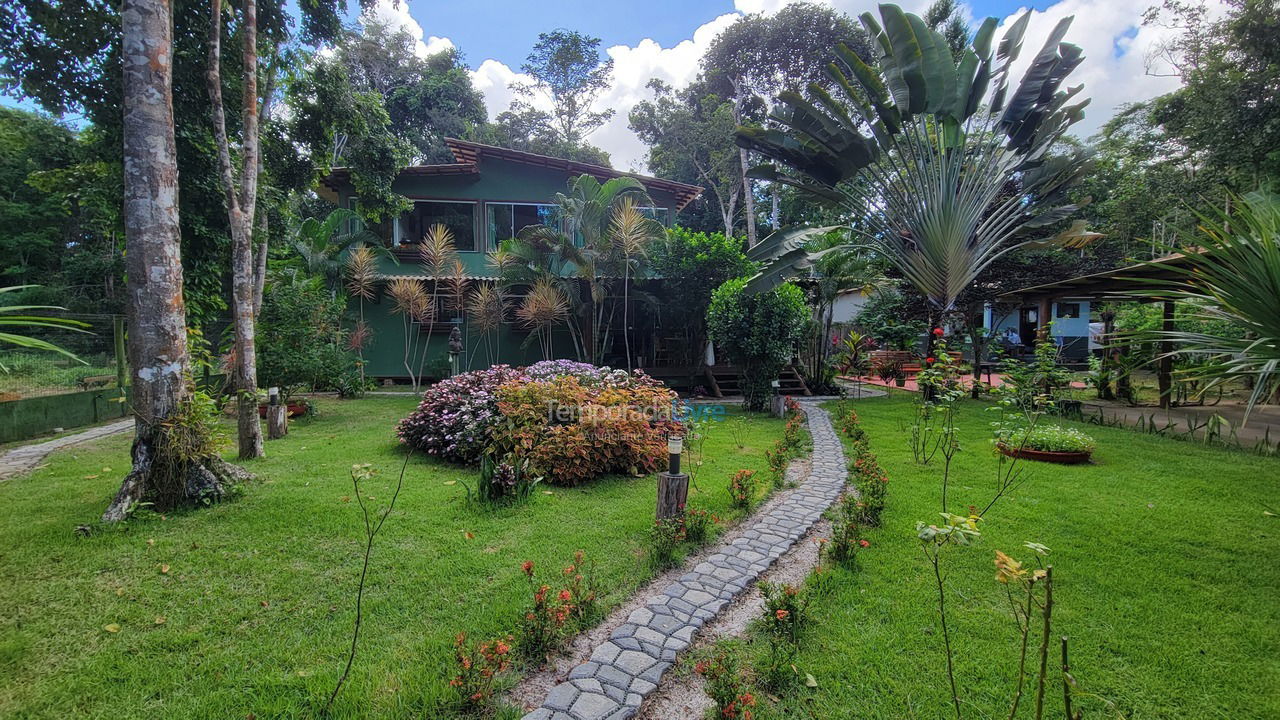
left=998, top=253, right=1196, bottom=408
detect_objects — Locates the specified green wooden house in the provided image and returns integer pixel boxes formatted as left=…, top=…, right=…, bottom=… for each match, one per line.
left=318, top=138, right=703, bottom=383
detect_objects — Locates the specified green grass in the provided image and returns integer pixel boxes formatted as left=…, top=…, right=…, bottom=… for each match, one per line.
left=761, top=392, right=1280, bottom=719
left=0, top=351, right=117, bottom=397
left=0, top=396, right=783, bottom=719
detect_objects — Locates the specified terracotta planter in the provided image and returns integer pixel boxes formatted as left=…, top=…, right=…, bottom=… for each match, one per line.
left=996, top=442, right=1092, bottom=464
left=258, top=403, right=307, bottom=419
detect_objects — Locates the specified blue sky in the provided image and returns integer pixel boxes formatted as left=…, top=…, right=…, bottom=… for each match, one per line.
left=423, top=0, right=1060, bottom=71
left=3, top=0, right=1195, bottom=171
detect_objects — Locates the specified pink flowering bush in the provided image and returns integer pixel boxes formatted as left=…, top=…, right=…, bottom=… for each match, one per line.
left=397, top=362, right=680, bottom=486
left=395, top=365, right=528, bottom=463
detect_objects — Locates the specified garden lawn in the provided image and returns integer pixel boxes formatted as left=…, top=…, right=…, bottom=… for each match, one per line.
left=0, top=396, right=783, bottom=719
left=767, top=392, right=1279, bottom=719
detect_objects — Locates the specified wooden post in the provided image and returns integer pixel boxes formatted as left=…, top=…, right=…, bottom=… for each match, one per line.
left=266, top=386, right=287, bottom=439
left=656, top=472, right=689, bottom=520
left=1037, top=296, right=1054, bottom=342
left=656, top=435, right=687, bottom=520
left=1157, top=300, right=1175, bottom=409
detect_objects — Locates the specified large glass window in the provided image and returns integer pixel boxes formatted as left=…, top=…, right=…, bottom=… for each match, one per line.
left=487, top=203, right=562, bottom=248
left=394, top=201, right=477, bottom=251
left=638, top=206, right=670, bottom=226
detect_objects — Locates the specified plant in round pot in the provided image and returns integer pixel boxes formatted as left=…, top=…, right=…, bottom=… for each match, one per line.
left=995, top=424, right=1096, bottom=464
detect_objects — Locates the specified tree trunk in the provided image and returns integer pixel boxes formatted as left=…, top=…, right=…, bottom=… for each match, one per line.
left=770, top=184, right=780, bottom=230
left=208, top=0, right=264, bottom=459
left=105, top=0, right=250, bottom=523
left=267, top=404, right=287, bottom=439
left=731, top=78, right=757, bottom=247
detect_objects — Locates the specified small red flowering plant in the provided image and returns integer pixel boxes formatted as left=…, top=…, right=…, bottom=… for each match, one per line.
left=694, top=647, right=755, bottom=719
left=450, top=631, right=513, bottom=709
left=517, top=559, right=575, bottom=660
left=728, top=469, right=758, bottom=509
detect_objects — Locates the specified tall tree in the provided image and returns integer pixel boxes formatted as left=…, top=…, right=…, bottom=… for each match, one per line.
left=702, top=2, right=872, bottom=246
left=333, top=20, right=487, bottom=164
left=512, top=29, right=614, bottom=147
left=630, top=80, right=742, bottom=236
left=104, top=0, right=248, bottom=522
left=1146, top=0, right=1280, bottom=187
left=206, top=0, right=268, bottom=459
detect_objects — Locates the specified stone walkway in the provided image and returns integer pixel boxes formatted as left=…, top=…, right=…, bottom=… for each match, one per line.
left=523, top=400, right=848, bottom=720
left=0, top=418, right=134, bottom=480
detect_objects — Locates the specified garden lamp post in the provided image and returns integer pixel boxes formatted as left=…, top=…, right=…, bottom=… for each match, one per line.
left=656, top=433, right=687, bottom=521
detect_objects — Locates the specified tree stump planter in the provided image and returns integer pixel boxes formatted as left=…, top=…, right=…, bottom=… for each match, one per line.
left=996, top=442, right=1092, bottom=465
left=266, top=404, right=288, bottom=439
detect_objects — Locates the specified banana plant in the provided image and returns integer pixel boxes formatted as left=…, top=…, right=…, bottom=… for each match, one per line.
left=736, top=5, right=1095, bottom=311
left=289, top=208, right=390, bottom=296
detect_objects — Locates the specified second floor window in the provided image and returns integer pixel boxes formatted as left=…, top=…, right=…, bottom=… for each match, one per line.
left=394, top=200, right=477, bottom=252
left=488, top=203, right=562, bottom=248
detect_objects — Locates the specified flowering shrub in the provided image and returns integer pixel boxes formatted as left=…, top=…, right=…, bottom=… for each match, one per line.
left=517, top=560, right=575, bottom=660
left=396, top=365, right=527, bottom=463
left=398, top=362, right=680, bottom=486
left=826, top=493, right=869, bottom=568
left=852, top=451, right=889, bottom=526
left=561, top=550, right=600, bottom=624
left=650, top=515, right=687, bottom=569
left=492, top=374, right=680, bottom=486
left=450, top=632, right=512, bottom=709
left=728, top=469, right=758, bottom=509
left=695, top=649, right=756, bottom=720
left=759, top=581, right=807, bottom=643
left=683, top=506, right=718, bottom=545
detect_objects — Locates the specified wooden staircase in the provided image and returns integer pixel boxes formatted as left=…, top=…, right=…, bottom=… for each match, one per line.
left=703, top=364, right=811, bottom=398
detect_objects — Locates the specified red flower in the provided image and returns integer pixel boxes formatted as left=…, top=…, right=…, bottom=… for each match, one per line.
left=775, top=609, right=790, bottom=620
left=521, top=560, right=534, bottom=576
left=933, top=327, right=944, bottom=336
left=859, top=539, right=870, bottom=548
left=558, top=589, right=572, bottom=603
left=926, top=357, right=936, bottom=364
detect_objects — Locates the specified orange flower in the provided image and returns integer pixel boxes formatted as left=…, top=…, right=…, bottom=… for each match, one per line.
left=558, top=589, right=572, bottom=603
left=521, top=560, right=534, bottom=576
left=775, top=609, right=790, bottom=620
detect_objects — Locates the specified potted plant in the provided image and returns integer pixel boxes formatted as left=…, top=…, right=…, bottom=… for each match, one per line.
left=995, top=423, right=1095, bottom=464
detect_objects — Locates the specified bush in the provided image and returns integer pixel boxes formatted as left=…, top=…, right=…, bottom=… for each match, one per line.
left=707, top=278, right=809, bottom=412
left=728, top=469, right=758, bottom=509
left=694, top=647, right=756, bottom=720
left=650, top=515, right=687, bottom=569
left=257, top=276, right=356, bottom=397
left=491, top=373, right=680, bottom=486
left=449, top=632, right=512, bottom=709
left=396, top=365, right=528, bottom=463
left=397, top=361, right=679, bottom=486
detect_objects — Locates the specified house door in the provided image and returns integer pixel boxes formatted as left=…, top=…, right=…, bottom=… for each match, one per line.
left=1018, top=307, right=1039, bottom=346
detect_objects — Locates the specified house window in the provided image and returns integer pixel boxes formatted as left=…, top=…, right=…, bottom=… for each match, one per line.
left=638, top=206, right=670, bottom=226
left=487, top=203, right=562, bottom=248
left=394, top=200, right=477, bottom=251
left=1056, top=302, right=1081, bottom=319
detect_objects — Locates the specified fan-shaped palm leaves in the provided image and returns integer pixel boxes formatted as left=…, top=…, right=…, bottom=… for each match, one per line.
left=609, top=197, right=666, bottom=369
left=289, top=208, right=386, bottom=295
left=1128, top=190, right=1280, bottom=417
left=517, top=278, right=571, bottom=361
left=736, top=5, right=1093, bottom=312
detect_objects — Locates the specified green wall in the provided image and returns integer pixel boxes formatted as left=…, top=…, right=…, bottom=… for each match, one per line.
left=0, top=388, right=130, bottom=443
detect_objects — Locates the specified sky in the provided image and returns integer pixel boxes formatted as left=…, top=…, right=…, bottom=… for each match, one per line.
left=372, top=0, right=1215, bottom=172
left=0, top=0, right=1216, bottom=173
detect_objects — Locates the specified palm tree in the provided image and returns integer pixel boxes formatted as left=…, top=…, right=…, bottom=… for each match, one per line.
left=608, top=198, right=665, bottom=370
left=512, top=174, right=652, bottom=365
left=289, top=208, right=385, bottom=295
left=735, top=6, right=1094, bottom=316
left=516, top=278, right=571, bottom=361
left=1129, top=190, right=1280, bottom=417
left=0, top=286, right=90, bottom=370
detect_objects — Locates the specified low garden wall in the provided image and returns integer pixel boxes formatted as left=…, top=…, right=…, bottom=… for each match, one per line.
left=0, top=387, right=130, bottom=443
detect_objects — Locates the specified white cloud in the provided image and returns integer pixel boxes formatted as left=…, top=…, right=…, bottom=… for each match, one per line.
left=361, top=0, right=455, bottom=59
left=374, top=0, right=1217, bottom=171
